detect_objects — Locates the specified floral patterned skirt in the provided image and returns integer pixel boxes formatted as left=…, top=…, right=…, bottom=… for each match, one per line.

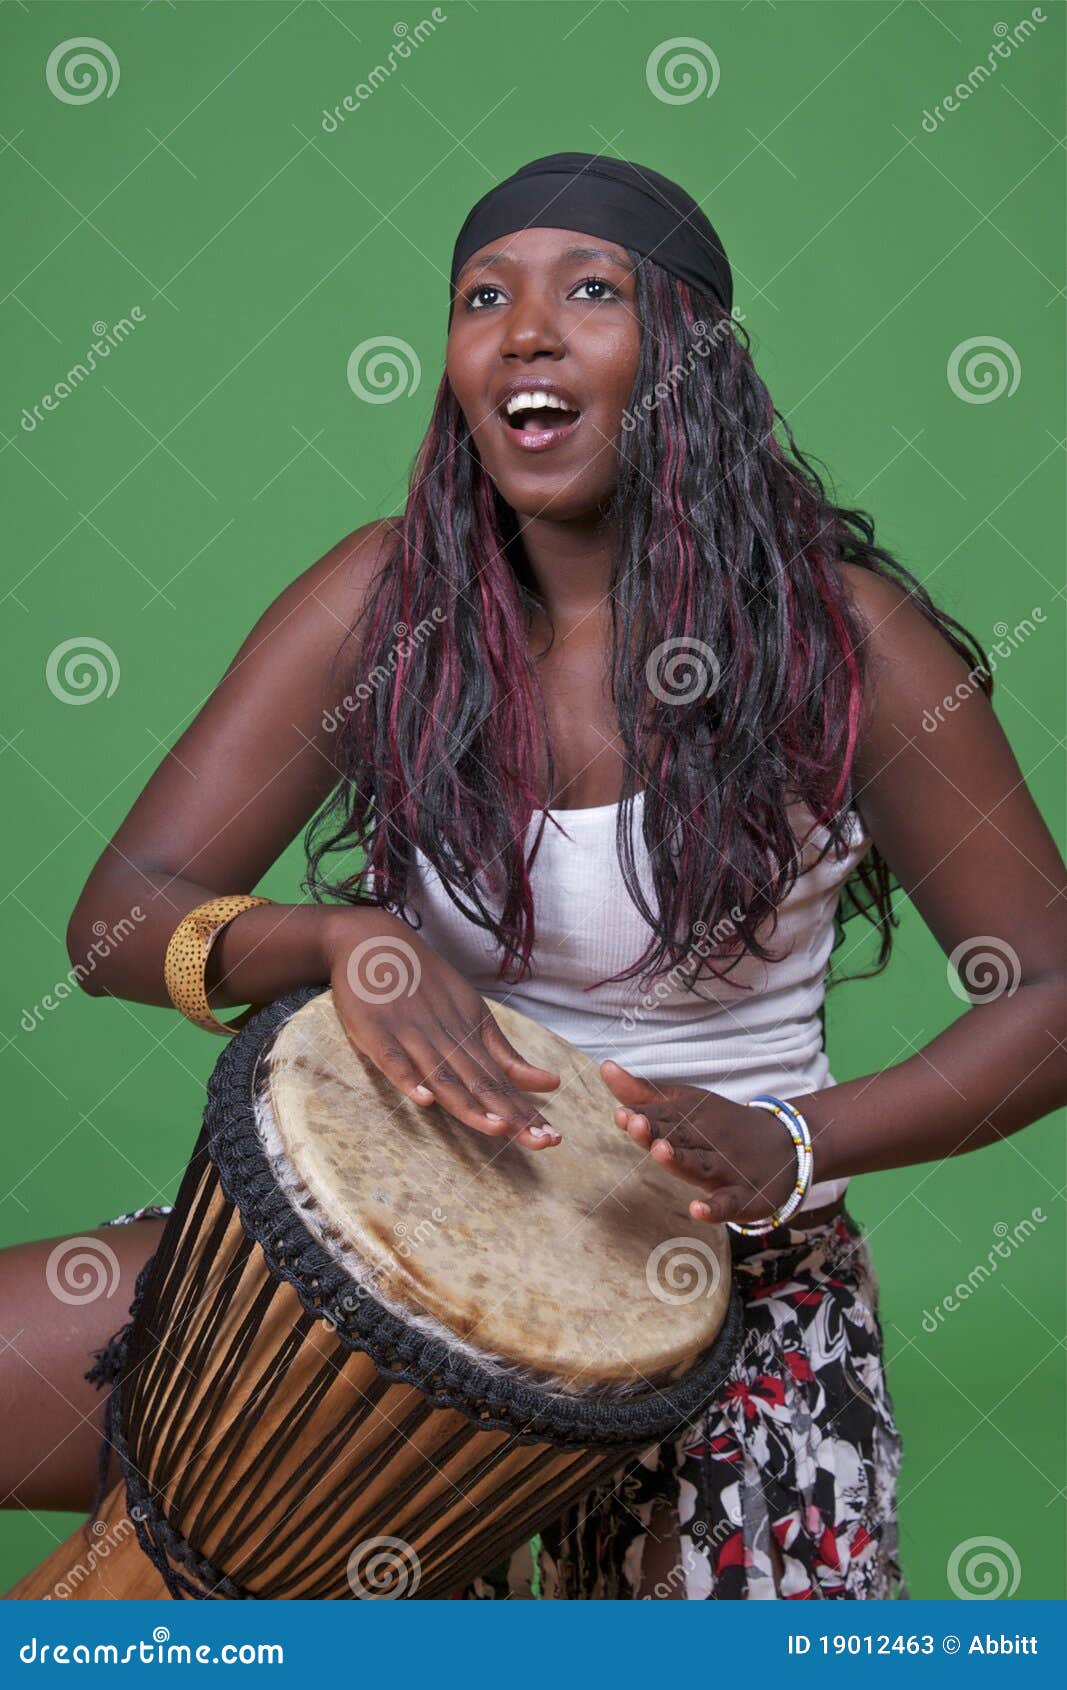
left=459, top=1207, right=907, bottom=1600
left=93, top=1203, right=906, bottom=1600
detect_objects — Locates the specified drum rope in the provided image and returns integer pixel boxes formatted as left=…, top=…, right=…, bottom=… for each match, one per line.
left=208, top=987, right=745, bottom=1445
left=84, top=985, right=745, bottom=1599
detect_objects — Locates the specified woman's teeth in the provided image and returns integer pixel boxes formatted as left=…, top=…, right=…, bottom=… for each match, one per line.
left=504, top=391, right=580, bottom=430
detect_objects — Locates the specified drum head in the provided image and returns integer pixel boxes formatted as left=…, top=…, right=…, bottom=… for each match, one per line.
left=257, top=989, right=732, bottom=1393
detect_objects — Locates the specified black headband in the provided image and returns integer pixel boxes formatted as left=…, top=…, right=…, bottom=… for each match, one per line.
left=448, top=151, right=734, bottom=321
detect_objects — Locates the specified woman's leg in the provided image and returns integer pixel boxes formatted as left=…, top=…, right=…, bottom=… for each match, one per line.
left=0, top=1219, right=167, bottom=1513
left=634, top=1500, right=787, bottom=1598
left=634, top=1500, right=686, bottom=1599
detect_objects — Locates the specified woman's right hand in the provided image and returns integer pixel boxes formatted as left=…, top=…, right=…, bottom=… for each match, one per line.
left=325, top=909, right=564, bottom=1149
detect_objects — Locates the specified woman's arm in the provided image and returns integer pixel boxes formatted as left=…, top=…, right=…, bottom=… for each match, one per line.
left=603, top=564, right=1066, bottom=1221
left=791, top=564, right=1066, bottom=1182
left=65, top=519, right=397, bottom=1009
left=65, top=518, right=565, bottom=1147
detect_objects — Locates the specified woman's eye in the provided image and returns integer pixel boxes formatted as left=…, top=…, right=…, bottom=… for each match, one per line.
left=571, top=275, right=620, bottom=301
left=464, top=275, right=620, bottom=311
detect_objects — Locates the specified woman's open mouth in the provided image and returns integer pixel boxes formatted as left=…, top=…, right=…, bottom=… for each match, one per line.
left=496, top=395, right=583, bottom=453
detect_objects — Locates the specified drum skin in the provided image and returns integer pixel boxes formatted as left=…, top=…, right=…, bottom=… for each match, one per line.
left=7, top=989, right=741, bottom=1600
left=263, top=989, right=733, bottom=1389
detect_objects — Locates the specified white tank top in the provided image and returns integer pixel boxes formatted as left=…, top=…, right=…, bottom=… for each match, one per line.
left=394, top=791, right=872, bottom=1212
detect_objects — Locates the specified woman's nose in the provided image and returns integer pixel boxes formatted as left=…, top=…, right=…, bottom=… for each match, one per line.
left=496, top=291, right=566, bottom=360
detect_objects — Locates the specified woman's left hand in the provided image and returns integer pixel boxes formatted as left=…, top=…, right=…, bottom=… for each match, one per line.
left=599, top=1059, right=799, bottom=1227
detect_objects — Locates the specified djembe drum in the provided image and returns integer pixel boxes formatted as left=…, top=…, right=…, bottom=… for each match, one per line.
left=10, top=985, right=742, bottom=1600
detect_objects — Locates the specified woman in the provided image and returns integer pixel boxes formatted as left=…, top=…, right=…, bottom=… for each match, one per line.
left=5, top=152, right=1064, bottom=1600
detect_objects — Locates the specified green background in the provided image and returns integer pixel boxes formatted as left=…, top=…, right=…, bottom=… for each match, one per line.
left=1, top=0, right=1063, bottom=1598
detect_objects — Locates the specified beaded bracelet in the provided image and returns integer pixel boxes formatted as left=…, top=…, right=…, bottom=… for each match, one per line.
left=726, top=1094, right=814, bottom=1238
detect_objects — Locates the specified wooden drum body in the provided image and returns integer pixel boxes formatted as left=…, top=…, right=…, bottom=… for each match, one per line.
left=11, top=986, right=742, bottom=1600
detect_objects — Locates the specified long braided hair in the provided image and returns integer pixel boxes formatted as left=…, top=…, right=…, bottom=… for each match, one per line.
left=304, top=250, right=990, bottom=999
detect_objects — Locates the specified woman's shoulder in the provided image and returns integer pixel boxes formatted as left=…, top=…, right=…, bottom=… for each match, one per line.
left=830, top=559, right=979, bottom=745
left=190, top=518, right=406, bottom=745
left=283, top=517, right=401, bottom=623
left=832, top=558, right=915, bottom=632
left=831, top=559, right=966, bottom=668
left=231, top=518, right=402, bottom=683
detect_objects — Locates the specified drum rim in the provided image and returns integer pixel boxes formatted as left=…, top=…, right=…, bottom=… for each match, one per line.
left=202, top=983, right=744, bottom=1450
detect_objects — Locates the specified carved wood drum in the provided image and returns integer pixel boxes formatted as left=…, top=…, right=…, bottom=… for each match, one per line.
left=13, top=985, right=742, bottom=1600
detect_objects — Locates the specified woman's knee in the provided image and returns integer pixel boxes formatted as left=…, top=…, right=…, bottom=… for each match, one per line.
left=0, top=1219, right=165, bottom=1512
